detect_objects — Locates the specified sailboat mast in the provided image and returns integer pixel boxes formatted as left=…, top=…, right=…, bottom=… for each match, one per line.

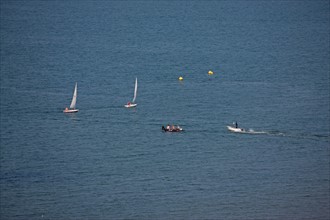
left=70, top=82, right=77, bottom=109
left=132, top=77, right=137, bottom=103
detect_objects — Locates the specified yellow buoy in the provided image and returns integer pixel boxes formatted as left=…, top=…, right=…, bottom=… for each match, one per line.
left=208, top=70, right=214, bottom=75
left=179, top=76, right=183, bottom=81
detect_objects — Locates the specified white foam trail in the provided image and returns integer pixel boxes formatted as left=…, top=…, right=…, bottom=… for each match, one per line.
left=246, top=128, right=267, bottom=134
left=228, top=127, right=328, bottom=142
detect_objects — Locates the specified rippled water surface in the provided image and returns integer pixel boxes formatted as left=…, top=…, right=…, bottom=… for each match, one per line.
left=1, top=1, right=329, bottom=219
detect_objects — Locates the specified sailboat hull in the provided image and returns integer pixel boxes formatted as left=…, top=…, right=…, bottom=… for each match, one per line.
left=63, top=109, right=79, bottom=113
left=124, top=104, right=137, bottom=108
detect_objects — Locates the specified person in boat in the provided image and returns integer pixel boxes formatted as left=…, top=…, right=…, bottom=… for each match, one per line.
left=166, top=124, right=170, bottom=130
left=127, top=102, right=131, bottom=106
left=235, top=122, right=238, bottom=128
left=65, top=107, right=68, bottom=111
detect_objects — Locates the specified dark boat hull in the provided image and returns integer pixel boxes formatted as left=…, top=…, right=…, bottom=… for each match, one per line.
left=162, top=126, right=183, bottom=132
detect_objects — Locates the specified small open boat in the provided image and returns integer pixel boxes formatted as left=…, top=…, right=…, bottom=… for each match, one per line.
left=125, top=77, right=138, bottom=108
left=63, top=82, right=79, bottom=113
left=227, top=126, right=245, bottom=133
left=162, top=125, right=183, bottom=132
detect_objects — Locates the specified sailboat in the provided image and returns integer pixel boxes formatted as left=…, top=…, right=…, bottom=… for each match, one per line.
left=125, top=77, right=138, bottom=108
left=63, top=82, right=79, bottom=113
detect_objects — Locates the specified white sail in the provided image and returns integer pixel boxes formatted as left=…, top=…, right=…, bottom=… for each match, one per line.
left=132, top=77, right=137, bottom=103
left=70, top=82, right=77, bottom=109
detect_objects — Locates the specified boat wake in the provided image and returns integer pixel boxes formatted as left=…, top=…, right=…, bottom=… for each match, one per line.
left=244, top=129, right=268, bottom=134
left=233, top=128, right=330, bottom=142
left=266, top=130, right=330, bottom=141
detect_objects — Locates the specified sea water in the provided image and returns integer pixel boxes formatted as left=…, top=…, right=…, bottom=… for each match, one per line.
left=1, top=1, right=329, bottom=219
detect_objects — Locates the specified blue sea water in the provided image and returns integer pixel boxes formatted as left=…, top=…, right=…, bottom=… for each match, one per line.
left=1, top=1, right=329, bottom=219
